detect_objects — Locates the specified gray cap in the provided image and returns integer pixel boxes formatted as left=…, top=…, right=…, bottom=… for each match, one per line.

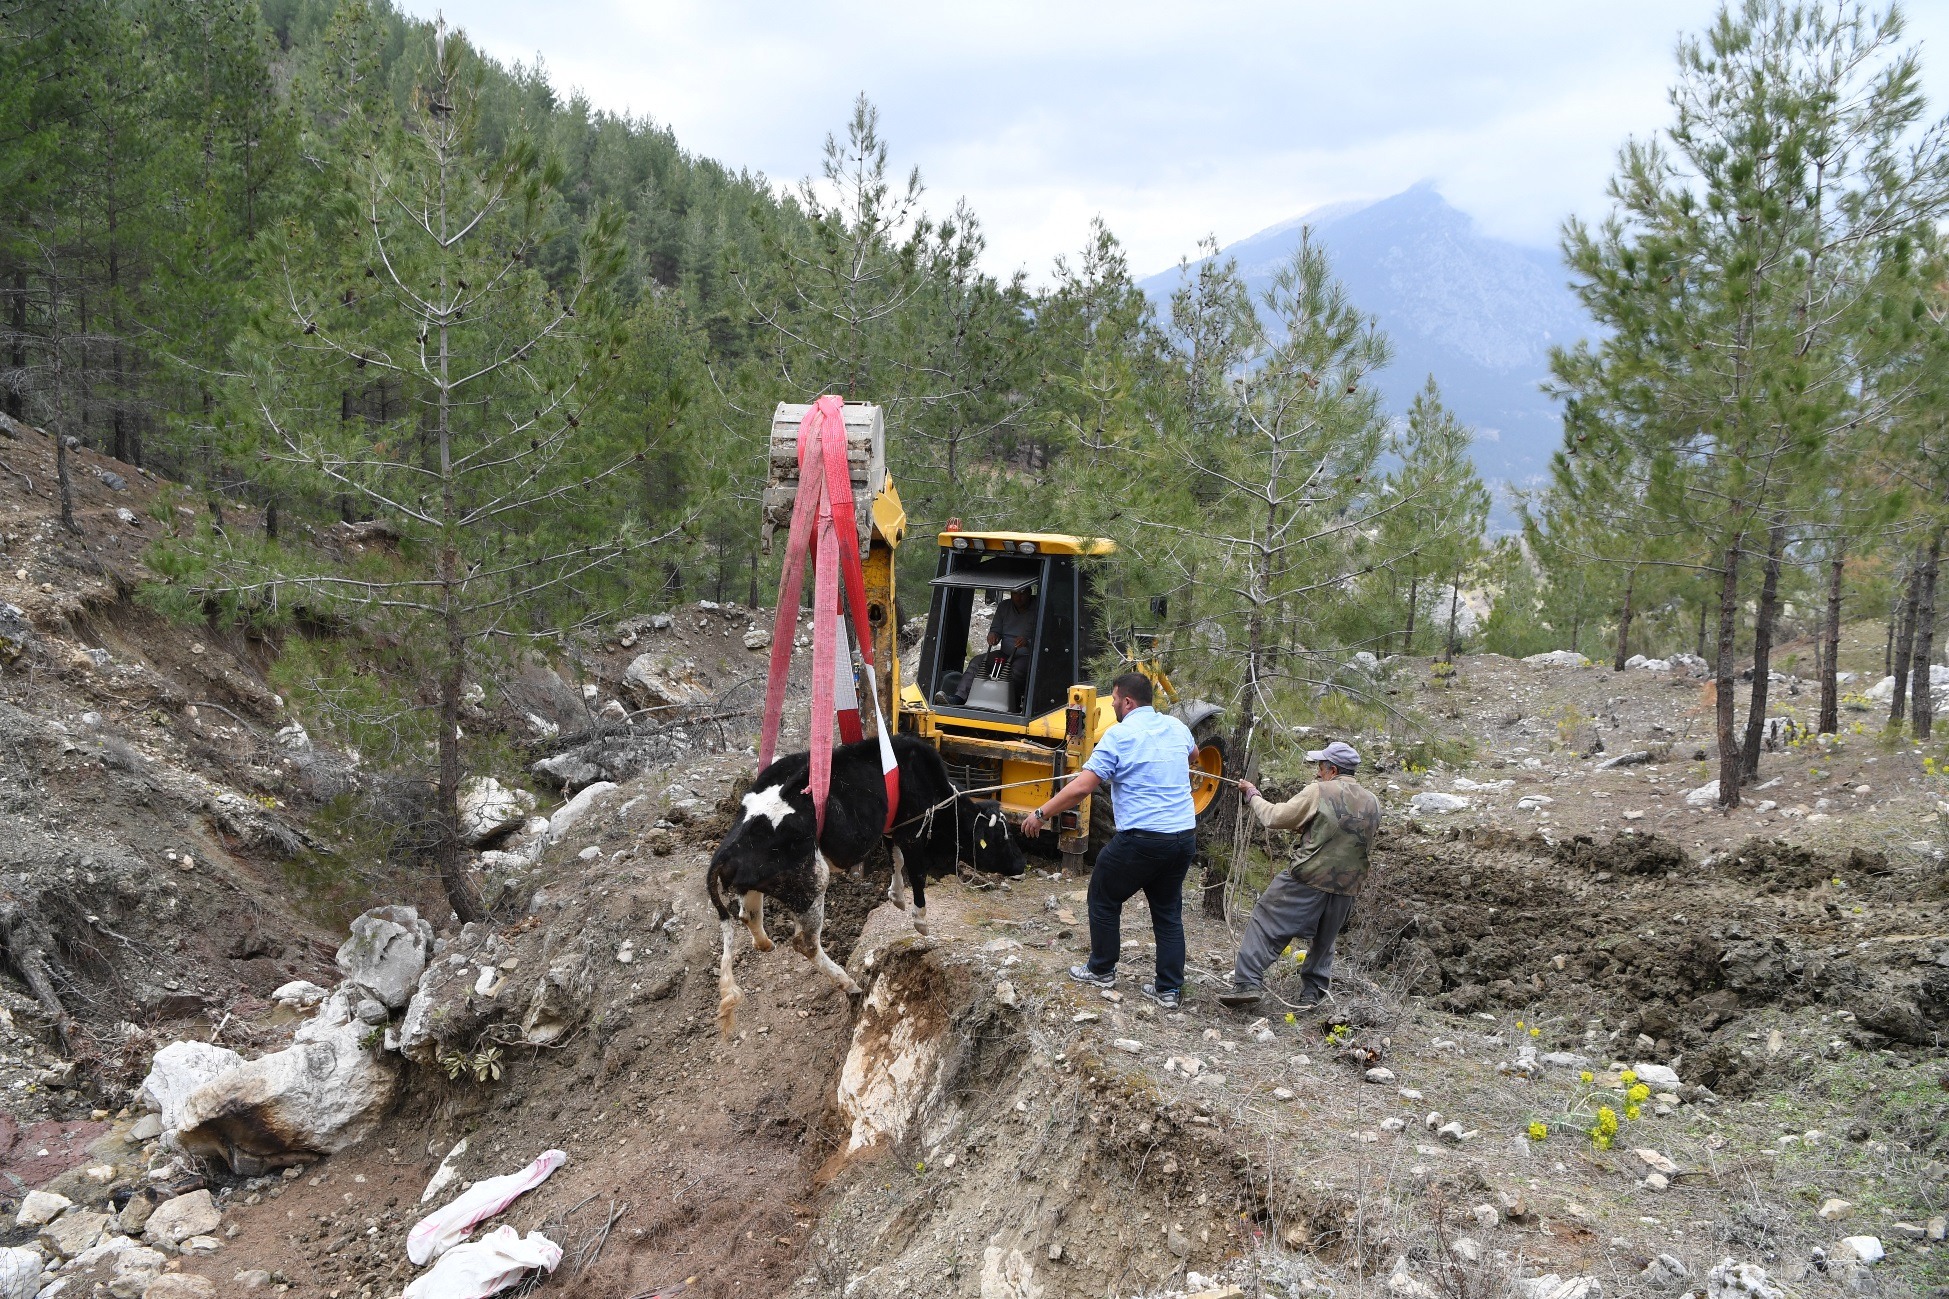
left=1305, top=740, right=1361, bottom=772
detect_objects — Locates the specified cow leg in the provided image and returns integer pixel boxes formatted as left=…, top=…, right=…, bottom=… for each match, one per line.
left=740, top=890, right=773, bottom=952
left=716, top=916, right=743, bottom=1036
left=911, top=865, right=928, bottom=936
left=793, top=853, right=860, bottom=1000
left=887, top=846, right=909, bottom=912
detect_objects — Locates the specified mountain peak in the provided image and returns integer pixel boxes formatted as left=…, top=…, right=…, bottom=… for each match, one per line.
left=1140, top=184, right=1591, bottom=502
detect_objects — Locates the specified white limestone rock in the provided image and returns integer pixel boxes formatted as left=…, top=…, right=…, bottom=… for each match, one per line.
left=136, top=1042, right=245, bottom=1142
left=458, top=777, right=537, bottom=847
left=335, top=906, right=433, bottom=1010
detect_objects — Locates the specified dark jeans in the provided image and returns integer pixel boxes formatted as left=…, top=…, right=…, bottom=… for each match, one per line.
left=1086, top=828, right=1196, bottom=993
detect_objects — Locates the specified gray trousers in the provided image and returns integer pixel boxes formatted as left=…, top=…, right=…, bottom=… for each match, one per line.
left=1232, top=874, right=1356, bottom=1000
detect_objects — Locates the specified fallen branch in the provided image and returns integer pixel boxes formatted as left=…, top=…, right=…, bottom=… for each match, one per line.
left=0, top=899, right=76, bottom=1052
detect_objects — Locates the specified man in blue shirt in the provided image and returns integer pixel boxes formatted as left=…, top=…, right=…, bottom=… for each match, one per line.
left=1022, top=673, right=1198, bottom=1009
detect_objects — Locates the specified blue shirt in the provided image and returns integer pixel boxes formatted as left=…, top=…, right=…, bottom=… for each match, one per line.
left=1084, top=706, right=1198, bottom=832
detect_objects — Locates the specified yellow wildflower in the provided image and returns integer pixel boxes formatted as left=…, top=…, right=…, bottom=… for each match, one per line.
left=1624, top=1104, right=1642, bottom=1122
left=1619, top=1069, right=1638, bottom=1086
left=1527, top=1121, right=1548, bottom=1142
left=1529, top=1027, right=1541, bottom=1038
left=1627, top=1083, right=1651, bottom=1104
left=1580, top=1070, right=1594, bottom=1084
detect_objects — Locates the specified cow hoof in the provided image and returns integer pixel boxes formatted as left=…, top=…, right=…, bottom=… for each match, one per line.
left=753, top=933, right=774, bottom=952
left=912, top=919, right=930, bottom=936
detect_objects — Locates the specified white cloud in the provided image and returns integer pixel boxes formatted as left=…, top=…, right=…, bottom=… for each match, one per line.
left=402, top=0, right=1949, bottom=281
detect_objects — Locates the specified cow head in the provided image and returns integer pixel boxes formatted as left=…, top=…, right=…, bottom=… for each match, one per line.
left=959, top=798, right=1026, bottom=877
left=711, top=781, right=814, bottom=878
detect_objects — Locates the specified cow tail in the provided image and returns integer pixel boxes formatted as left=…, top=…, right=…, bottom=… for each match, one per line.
left=707, top=860, right=744, bottom=1036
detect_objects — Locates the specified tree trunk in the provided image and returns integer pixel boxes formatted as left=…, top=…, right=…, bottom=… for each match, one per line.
left=1401, top=570, right=1418, bottom=654
left=5, top=265, right=24, bottom=420
left=1890, top=555, right=1922, bottom=727
left=1613, top=567, right=1637, bottom=671
left=1695, top=593, right=1708, bottom=660
left=55, top=435, right=79, bottom=535
left=1740, top=521, right=1785, bottom=783
left=1714, top=540, right=1742, bottom=810
left=435, top=578, right=483, bottom=924
left=1911, top=528, right=1943, bottom=740
left=1441, top=570, right=1463, bottom=664
left=264, top=496, right=279, bottom=541
left=1818, top=541, right=1845, bottom=735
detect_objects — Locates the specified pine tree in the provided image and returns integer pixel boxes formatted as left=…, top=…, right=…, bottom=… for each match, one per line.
left=1552, top=0, right=1949, bottom=805
left=166, top=20, right=662, bottom=921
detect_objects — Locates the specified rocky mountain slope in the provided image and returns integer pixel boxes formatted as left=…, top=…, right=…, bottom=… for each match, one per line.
left=1141, top=184, right=1593, bottom=512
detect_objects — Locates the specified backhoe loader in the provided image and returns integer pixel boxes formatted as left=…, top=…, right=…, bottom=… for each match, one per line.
left=763, top=401, right=1228, bottom=869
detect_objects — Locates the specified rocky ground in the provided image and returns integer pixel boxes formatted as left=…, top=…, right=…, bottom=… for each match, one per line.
left=0, top=419, right=1941, bottom=1299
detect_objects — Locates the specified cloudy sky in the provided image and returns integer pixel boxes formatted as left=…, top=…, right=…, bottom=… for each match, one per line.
left=398, top=1, right=1949, bottom=281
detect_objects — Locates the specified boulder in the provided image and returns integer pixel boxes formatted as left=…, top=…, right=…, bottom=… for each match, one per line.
left=458, top=778, right=536, bottom=847
left=543, top=781, right=618, bottom=844
left=115, top=1194, right=154, bottom=1235
left=137, top=1042, right=245, bottom=1140
left=106, top=1246, right=166, bottom=1299
left=1836, top=1237, right=1883, bottom=1265
left=335, top=906, right=433, bottom=1009
left=0, top=1246, right=41, bottom=1299
left=141, top=1277, right=216, bottom=1298
left=39, top=1209, right=110, bottom=1259
left=621, top=653, right=710, bottom=709
left=520, top=947, right=595, bottom=1046
left=15, top=1189, right=72, bottom=1226
left=1707, top=1260, right=1783, bottom=1299
left=270, top=980, right=326, bottom=1010
left=1523, top=650, right=1589, bottom=668
left=1515, top=1277, right=1600, bottom=1299
left=1410, top=791, right=1470, bottom=815
left=1631, top=1062, right=1682, bottom=1091
left=1685, top=780, right=1721, bottom=807
left=143, top=1190, right=220, bottom=1248
left=173, top=996, right=397, bottom=1174
left=0, top=603, right=34, bottom=664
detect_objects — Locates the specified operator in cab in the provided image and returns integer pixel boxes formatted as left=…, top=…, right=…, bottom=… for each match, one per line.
left=939, top=585, right=1038, bottom=710
left=1022, top=673, right=1197, bottom=1010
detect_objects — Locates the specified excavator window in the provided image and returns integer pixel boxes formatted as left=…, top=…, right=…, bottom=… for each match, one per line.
left=1030, top=559, right=1076, bottom=716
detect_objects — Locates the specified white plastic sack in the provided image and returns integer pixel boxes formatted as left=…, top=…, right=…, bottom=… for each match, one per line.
left=407, top=1148, right=566, bottom=1265
left=401, top=1226, right=561, bottom=1299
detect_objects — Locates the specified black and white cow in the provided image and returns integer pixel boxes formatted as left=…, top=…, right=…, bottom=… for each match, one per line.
left=707, top=734, right=1026, bottom=1034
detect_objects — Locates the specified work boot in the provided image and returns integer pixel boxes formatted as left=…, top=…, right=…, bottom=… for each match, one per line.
left=1216, top=986, right=1264, bottom=1010
left=1068, top=964, right=1115, bottom=989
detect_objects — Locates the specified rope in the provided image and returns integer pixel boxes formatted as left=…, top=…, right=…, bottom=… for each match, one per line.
left=888, top=769, right=1246, bottom=835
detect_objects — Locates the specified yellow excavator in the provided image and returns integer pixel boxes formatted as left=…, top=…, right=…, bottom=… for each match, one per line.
left=764, top=401, right=1228, bottom=869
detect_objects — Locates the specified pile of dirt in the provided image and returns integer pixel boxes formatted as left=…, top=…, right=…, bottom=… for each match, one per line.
left=1355, top=829, right=1947, bottom=1077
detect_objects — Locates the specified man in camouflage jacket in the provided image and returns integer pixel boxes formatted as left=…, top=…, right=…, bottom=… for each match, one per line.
left=1218, top=740, right=1381, bottom=1010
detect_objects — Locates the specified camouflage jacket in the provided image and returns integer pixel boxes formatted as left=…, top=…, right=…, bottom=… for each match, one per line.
left=1247, top=777, right=1382, bottom=896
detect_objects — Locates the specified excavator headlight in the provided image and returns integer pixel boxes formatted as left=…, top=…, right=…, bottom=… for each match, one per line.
left=952, top=536, right=969, bottom=550
left=1016, top=541, right=1036, bottom=555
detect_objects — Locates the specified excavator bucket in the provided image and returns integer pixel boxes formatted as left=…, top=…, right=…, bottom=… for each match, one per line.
left=762, top=401, right=885, bottom=556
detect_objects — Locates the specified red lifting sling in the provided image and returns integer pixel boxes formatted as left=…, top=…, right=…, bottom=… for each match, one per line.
left=756, top=396, right=899, bottom=835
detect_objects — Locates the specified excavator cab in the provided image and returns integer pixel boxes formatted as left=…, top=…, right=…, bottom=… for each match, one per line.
left=916, top=537, right=1100, bottom=722
left=899, top=530, right=1228, bottom=869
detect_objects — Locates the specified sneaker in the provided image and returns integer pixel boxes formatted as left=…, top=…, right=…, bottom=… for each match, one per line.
left=1068, top=964, right=1115, bottom=989
left=1216, top=986, right=1264, bottom=1010
left=1140, top=982, right=1180, bottom=1010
